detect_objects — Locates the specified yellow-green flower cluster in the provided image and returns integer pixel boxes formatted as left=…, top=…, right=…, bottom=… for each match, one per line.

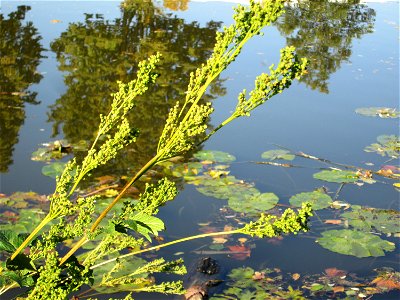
left=157, top=102, right=213, bottom=159
left=234, top=46, right=308, bottom=118
left=241, top=202, right=313, bottom=238
left=130, top=178, right=178, bottom=216
left=157, top=0, right=287, bottom=160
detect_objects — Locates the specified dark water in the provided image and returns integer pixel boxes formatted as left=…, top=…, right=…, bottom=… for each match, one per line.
left=0, top=0, right=399, bottom=299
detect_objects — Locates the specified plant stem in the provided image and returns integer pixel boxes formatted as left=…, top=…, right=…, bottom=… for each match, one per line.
left=11, top=214, right=53, bottom=260
left=59, top=153, right=162, bottom=266
left=201, top=114, right=237, bottom=145
left=90, top=229, right=239, bottom=270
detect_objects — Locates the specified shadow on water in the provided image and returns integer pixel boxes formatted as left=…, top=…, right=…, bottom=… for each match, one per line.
left=276, top=0, right=376, bottom=93
left=0, top=5, right=44, bottom=172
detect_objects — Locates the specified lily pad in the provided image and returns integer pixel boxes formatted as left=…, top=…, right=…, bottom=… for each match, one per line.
left=364, top=135, right=400, bottom=158
left=194, top=150, right=236, bottom=163
left=0, top=209, right=46, bottom=234
left=317, top=229, right=395, bottom=258
left=171, top=162, right=203, bottom=177
left=355, top=107, right=399, bottom=118
left=342, top=206, right=400, bottom=235
left=289, top=190, right=332, bottom=210
left=228, top=192, right=279, bottom=214
left=261, top=149, right=295, bottom=161
left=41, top=162, right=67, bottom=178
left=197, top=181, right=258, bottom=200
left=313, top=170, right=359, bottom=183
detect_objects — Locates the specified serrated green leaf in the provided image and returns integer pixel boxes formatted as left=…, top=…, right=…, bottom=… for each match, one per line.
left=0, top=231, right=27, bottom=253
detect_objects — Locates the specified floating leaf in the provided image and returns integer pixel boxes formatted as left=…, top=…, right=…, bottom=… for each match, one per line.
left=355, top=107, right=399, bottom=118
left=313, top=170, right=359, bottom=183
left=364, top=135, right=400, bottom=158
left=41, top=162, right=67, bottom=178
left=371, top=269, right=400, bottom=291
left=228, top=192, right=279, bottom=214
left=196, top=179, right=257, bottom=200
left=341, top=206, right=400, bottom=234
left=171, top=162, right=203, bottom=177
left=324, top=219, right=342, bottom=225
left=261, top=149, right=295, bottom=161
left=0, top=209, right=45, bottom=234
left=317, top=229, right=395, bottom=258
left=289, top=190, right=332, bottom=210
left=226, top=245, right=251, bottom=260
left=325, top=267, right=347, bottom=278
left=194, top=150, right=236, bottom=163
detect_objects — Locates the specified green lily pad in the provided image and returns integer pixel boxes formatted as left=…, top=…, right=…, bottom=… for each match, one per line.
left=289, top=190, right=332, bottom=210
left=261, top=149, right=295, bottom=161
left=197, top=182, right=258, bottom=200
left=317, top=229, right=395, bottom=258
left=355, top=107, right=399, bottom=118
left=313, top=170, right=359, bottom=183
left=194, top=150, right=236, bottom=163
left=41, top=162, right=67, bottom=178
left=228, top=192, right=279, bottom=214
left=342, top=206, right=400, bottom=235
left=364, top=135, right=400, bottom=158
left=0, top=209, right=46, bottom=235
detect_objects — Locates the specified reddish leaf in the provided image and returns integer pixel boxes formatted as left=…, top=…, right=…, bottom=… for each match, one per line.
left=252, top=271, right=265, bottom=280
left=227, top=245, right=251, bottom=260
left=325, top=267, right=347, bottom=278
left=371, top=277, right=400, bottom=290
left=267, top=236, right=283, bottom=245
left=292, top=273, right=300, bottom=281
left=198, top=226, right=219, bottom=234
left=332, top=286, right=345, bottom=293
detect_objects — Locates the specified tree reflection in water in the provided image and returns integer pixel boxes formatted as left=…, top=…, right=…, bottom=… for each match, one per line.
left=276, top=0, right=375, bottom=93
left=0, top=6, right=44, bottom=172
left=49, top=0, right=225, bottom=178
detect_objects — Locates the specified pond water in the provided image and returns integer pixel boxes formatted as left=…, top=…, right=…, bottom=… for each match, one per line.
left=0, top=0, right=399, bottom=299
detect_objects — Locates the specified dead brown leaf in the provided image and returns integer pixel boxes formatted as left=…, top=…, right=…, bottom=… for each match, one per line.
left=332, top=286, right=345, bottom=293
left=292, top=273, right=300, bottom=281
left=325, top=267, right=347, bottom=278
left=227, top=245, right=251, bottom=260
left=252, top=271, right=265, bottom=280
left=371, top=277, right=400, bottom=290
left=212, top=237, right=228, bottom=244
left=324, top=219, right=342, bottom=225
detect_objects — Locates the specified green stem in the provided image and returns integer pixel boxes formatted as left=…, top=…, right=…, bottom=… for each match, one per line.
left=201, top=114, right=238, bottom=145
left=11, top=214, right=53, bottom=260
left=90, top=229, right=239, bottom=270
left=59, top=153, right=162, bottom=266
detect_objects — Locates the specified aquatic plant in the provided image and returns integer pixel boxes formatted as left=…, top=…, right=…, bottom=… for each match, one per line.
left=0, top=1, right=310, bottom=298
